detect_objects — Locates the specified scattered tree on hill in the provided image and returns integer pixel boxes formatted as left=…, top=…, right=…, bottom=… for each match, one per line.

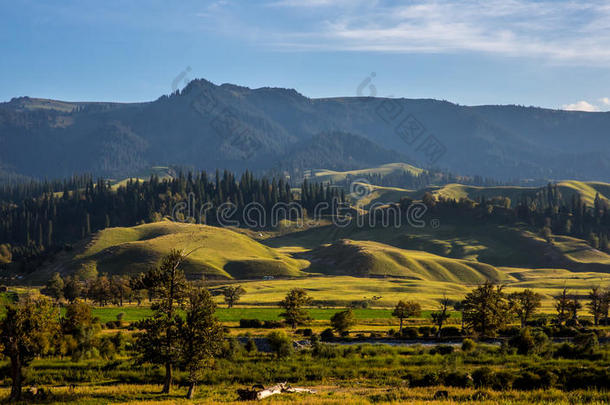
left=330, top=308, right=356, bottom=334
left=462, top=282, right=509, bottom=337
left=179, top=287, right=224, bottom=399
left=508, top=289, right=543, bottom=328
left=431, top=296, right=451, bottom=337
left=279, top=288, right=312, bottom=329
left=134, top=249, right=190, bottom=393
left=392, top=300, right=421, bottom=333
left=0, top=295, right=59, bottom=401
left=223, top=285, right=246, bottom=308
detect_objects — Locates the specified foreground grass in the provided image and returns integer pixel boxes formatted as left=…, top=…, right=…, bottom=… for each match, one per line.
left=1, top=384, right=609, bottom=404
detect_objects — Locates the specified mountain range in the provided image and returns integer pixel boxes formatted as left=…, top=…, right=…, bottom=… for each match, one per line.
left=2, top=78, right=609, bottom=182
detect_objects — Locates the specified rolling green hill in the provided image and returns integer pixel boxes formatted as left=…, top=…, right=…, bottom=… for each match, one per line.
left=306, top=239, right=511, bottom=283
left=45, top=221, right=309, bottom=281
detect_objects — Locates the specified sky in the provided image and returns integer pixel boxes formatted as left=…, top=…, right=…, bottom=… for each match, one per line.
left=1, top=0, right=610, bottom=111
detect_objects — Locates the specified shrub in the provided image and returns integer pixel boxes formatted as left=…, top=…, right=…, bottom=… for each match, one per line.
left=320, top=328, right=335, bottom=341
left=440, top=326, right=461, bottom=337
left=573, top=332, right=599, bottom=355
left=267, top=331, right=292, bottom=358
left=239, top=319, right=263, bottom=328
left=430, top=345, right=454, bottom=355
left=461, top=338, right=476, bottom=352
left=263, top=320, right=283, bottom=329
left=401, top=327, right=418, bottom=339
left=296, top=328, right=313, bottom=337
left=418, top=326, right=432, bottom=337
left=509, top=328, right=536, bottom=355
left=312, top=342, right=338, bottom=359
left=472, top=367, right=496, bottom=388
left=245, top=337, right=257, bottom=353
left=444, top=371, right=473, bottom=388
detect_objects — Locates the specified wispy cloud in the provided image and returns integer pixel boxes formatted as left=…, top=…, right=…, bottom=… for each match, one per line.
left=257, top=0, right=610, bottom=64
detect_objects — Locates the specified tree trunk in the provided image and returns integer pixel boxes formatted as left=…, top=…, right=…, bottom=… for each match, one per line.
left=162, top=362, right=172, bottom=393
left=186, top=382, right=196, bottom=399
left=9, top=355, right=22, bottom=401
left=399, top=318, right=403, bottom=333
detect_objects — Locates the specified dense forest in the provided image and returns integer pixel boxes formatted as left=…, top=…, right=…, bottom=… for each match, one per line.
left=0, top=171, right=345, bottom=266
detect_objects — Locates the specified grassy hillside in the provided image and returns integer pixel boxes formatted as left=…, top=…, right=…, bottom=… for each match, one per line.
left=264, top=215, right=610, bottom=273
left=404, top=181, right=610, bottom=208
left=312, top=163, right=423, bottom=183
left=55, top=221, right=309, bottom=280
left=306, top=239, right=510, bottom=284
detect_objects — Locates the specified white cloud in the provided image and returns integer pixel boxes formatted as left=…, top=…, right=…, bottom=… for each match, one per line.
left=259, top=0, right=610, bottom=64
left=600, top=97, right=610, bottom=105
left=562, top=101, right=600, bottom=112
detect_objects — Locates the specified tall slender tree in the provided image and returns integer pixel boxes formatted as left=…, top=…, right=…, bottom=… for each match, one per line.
left=134, top=250, right=190, bottom=393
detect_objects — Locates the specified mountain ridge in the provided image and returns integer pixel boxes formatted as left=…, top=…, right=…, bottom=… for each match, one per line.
left=2, top=78, right=610, bottom=182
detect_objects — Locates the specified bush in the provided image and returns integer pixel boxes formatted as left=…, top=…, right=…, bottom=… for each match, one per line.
left=401, top=327, right=418, bottom=339
left=498, top=326, right=520, bottom=337
left=430, top=345, right=454, bottom=355
left=239, top=319, right=263, bottom=328
left=320, top=328, right=335, bottom=341
left=440, top=326, right=461, bottom=337
left=509, top=328, right=550, bottom=355
left=245, top=337, right=257, bottom=353
left=444, top=371, right=473, bottom=388
left=472, top=367, right=496, bottom=388
left=513, top=369, right=557, bottom=390
left=418, top=326, right=432, bottom=337
left=461, top=338, right=476, bottom=352
left=267, top=331, right=292, bottom=358
left=263, top=320, right=283, bottom=329
left=296, top=328, right=313, bottom=336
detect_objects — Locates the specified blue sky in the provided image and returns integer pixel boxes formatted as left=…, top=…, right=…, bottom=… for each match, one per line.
left=1, top=0, right=609, bottom=111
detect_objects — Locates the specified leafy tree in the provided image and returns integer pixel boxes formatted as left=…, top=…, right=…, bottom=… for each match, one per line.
left=392, top=300, right=421, bottom=333
left=330, top=308, right=356, bottom=334
left=279, top=288, right=312, bottom=329
left=267, top=330, right=293, bottom=358
left=587, top=287, right=605, bottom=326
left=462, top=282, right=509, bottom=337
left=567, top=296, right=582, bottom=323
left=62, top=301, right=99, bottom=361
left=110, top=275, right=132, bottom=306
left=0, top=295, right=59, bottom=401
left=43, top=272, right=64, bottom=301
left=63, top=276, right=82, bottom=303
left=223, top=285, right=246, bottom=308
left=179, top=287, right=224, bottom=399
left=134, top=250, right=190, bottom=393
left=554, top=288, right=570, bottom=325
left=89, top=274, right=112, bottom=306
left=431, top=296, right=451, bottom=337
left=508, top=289, right=543, bottom=328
